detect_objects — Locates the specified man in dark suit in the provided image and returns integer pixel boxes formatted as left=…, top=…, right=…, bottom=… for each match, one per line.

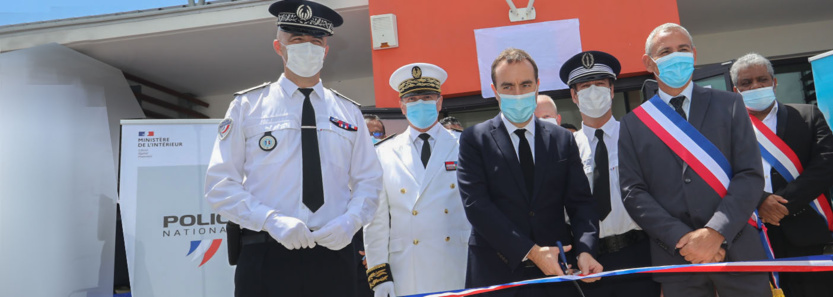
left=618, top=23, right=770, bottom=296
left=731, top=52, right=833, bottom=297
left=457, top=48, right=602, bottom=297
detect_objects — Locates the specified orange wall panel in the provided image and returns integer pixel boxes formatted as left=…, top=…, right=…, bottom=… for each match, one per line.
left=369, top=0, right=680, bottom=108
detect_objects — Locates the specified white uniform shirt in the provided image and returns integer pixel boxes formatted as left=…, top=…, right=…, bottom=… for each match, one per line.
left=205, top=74, right=382, bottom=231
left=760, top=103, right=779, bottom=193
left=500, top=113, right=536, bottom=163
left=576, top=118, right=641, bottom=238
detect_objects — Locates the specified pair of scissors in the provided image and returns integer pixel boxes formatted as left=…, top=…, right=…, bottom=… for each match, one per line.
left=557, top=241, right=586, bottom=297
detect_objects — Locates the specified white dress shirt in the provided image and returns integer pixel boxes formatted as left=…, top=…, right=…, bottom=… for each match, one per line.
left=204, top=74, right=383, bottom=232
left=658, top=81, right=694, bottom=118
left=759, top=103, right=779, bottom=193
left=500, top=113, right=536, bottom=163
left=577, top=118, right=641, bottom=238
left=408, top=123, right=442, bottom=157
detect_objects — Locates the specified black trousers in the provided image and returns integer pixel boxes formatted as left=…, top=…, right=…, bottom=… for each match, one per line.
left=768, top=225, right=833, bottom=297
left=235, top=232, right=356, bottom=297
left=580, top=236, right=660, bottom=297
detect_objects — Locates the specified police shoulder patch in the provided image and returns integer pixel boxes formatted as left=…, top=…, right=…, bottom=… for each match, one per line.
left=218, top=118, right=233, bottom=140
left=329, top=88, right=361, bottom=107
left=234, top=82, right=271, bottom=96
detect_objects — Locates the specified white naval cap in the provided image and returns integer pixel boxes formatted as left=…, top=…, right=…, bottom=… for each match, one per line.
left=388, top=63, right=448, bottom=97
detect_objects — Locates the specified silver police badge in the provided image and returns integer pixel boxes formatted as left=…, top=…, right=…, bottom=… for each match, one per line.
left=581, top=52, right=595, bottom=69
left=218, top=118, right=233, bottom=140
left=259, top=132, right=277, bottom=151
left=296, top=4, right=313, bottom=21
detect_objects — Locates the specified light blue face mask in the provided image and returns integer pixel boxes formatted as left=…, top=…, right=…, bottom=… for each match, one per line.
left=372, top=138, right=381, bottom=144
left=499, top=92, right=537, bottom=124
left=740, top=86, right=777, bottom=111
left=652, top=52, right=695, bottom=88
left=405, top=100, right=439, bottom=129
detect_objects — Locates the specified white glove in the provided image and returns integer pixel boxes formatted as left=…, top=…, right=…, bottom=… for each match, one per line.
left=263, top=213, right=316, bottom=250
left=373, top=281, right=397, bottom=297
left=312, top=213, right=361, bottom=250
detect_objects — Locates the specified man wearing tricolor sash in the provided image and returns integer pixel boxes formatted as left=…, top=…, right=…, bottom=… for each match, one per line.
left=618, top=23, right=771, bottom=296
left=731, top=52, right=833, bottom=297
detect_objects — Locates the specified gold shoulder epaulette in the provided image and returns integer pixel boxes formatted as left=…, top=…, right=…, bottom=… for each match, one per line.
left=234, top=82, right=271, bottom=96
left=329, top=88, right=361, bottom=107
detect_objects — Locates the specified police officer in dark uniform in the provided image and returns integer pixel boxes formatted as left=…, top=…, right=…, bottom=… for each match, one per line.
left=205, top=1, right=383, bottom=296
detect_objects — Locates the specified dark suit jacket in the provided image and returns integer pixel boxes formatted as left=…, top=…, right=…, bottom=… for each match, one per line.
left=763, top=103, right=833, bottom=247
left=618, top=84, right=766, bottom=281
left=457, top=115, right=598, bottom=291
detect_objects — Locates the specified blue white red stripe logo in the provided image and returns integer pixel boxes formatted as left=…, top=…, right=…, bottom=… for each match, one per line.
left=749, top=114, right=833, bottom=232
left=187, top=239, right=223, bottom=267
left=632, top=95, right=732, bottom=197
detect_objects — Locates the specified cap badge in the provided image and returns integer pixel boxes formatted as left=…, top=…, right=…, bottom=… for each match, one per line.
left=296, top=4, right=313, bottom=21
left=581, top=52, right=595, bottom=69
left=411, top=66, right=422, bottom=79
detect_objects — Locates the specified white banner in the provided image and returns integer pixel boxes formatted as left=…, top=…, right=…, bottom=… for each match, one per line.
left=474, top=19, right=583, bottom=98
left=119, top=119, right=234, bottom=297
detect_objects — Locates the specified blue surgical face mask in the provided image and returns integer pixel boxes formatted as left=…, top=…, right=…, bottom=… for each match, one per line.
left=372, top=138, right=381, bottom=144
left=499, top=92, right=537, bottom=124
left=652, top=52, right=695, bottom=88
left=405, top=100, right=439, bottom=129
left=740, top=86, right=777, bottom=111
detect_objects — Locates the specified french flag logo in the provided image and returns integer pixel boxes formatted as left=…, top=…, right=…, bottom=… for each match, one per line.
left=138, top=131, right=155, bottom=137
left=187, top=239, right=223, bottom=267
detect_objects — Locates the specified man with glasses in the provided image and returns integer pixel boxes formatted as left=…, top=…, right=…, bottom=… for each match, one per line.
left=364, top=63, right=471, bottom=297
left=364, top=114, right=387, bottom=144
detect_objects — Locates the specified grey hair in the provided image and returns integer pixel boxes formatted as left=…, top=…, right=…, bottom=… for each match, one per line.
left=363, top=114, right=381, bottom=122
left=729, top=53, right=775, bottom=85
left=645, top=23, right=695, bottom=56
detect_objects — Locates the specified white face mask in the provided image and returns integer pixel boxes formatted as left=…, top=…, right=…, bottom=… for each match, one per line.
left=283, top=42, right=325, bottom=77
left=576, top=85, right=612, bottom=118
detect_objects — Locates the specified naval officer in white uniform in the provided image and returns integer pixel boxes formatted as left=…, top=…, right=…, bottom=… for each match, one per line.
left=364, top=63, right=471, bottom=297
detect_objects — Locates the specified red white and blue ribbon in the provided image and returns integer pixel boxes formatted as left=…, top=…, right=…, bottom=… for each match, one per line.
left=403, top=255, right=833, bottom=297
left=749, top=114, right=833, bottom=232
left=632, top=95, right=732, bottom=198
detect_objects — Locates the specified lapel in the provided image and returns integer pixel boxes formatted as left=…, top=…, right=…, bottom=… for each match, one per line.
left=416, top=128, right=456, bottom=204
left=391, top=128, right=422, bottom=184
left=531, top=119, right=550, bottom=203
left=775, top=102, right=788, bottom=138
left=489, top=116, right=530, bottom=202
left=688, top=84, right=712, bottom=131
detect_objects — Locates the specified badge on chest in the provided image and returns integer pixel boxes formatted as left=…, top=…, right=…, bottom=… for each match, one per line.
left=445, top=161, right=457, bottom=171
left=259, top=132, right=277, bottom=151
left=329, top=116, right=358, bottom=131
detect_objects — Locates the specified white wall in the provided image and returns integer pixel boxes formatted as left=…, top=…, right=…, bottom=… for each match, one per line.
left=693, top=19, right=833, bottom=65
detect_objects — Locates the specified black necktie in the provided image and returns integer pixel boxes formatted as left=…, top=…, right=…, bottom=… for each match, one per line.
left=670, top=96, right=687, bottom=121
left=514, top=129, right=534, bottom=199
left=419, top=133, right=431, bottom=168
left=299, top=88, right=324, bottom=212
left=593, top=129, right=611, bottom=220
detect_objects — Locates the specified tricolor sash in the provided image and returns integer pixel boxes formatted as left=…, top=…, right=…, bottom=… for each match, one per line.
left=634, top=95, right=781, bottom=292
left=632, top=95, right=732, bottom=197
left=750, top=114, right=833, bottom=232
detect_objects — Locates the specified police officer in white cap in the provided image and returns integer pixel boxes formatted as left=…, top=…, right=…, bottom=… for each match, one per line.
left=364, top=63, right=471, bottom=297
left=559, top=51, right=660, bottom=297
left=204, top=1, right=382, bottom=296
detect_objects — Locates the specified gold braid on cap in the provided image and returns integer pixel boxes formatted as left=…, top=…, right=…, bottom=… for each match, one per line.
left=398, top=78, right=441, bottom=97
left=366, top=263, right=394, bottom=290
